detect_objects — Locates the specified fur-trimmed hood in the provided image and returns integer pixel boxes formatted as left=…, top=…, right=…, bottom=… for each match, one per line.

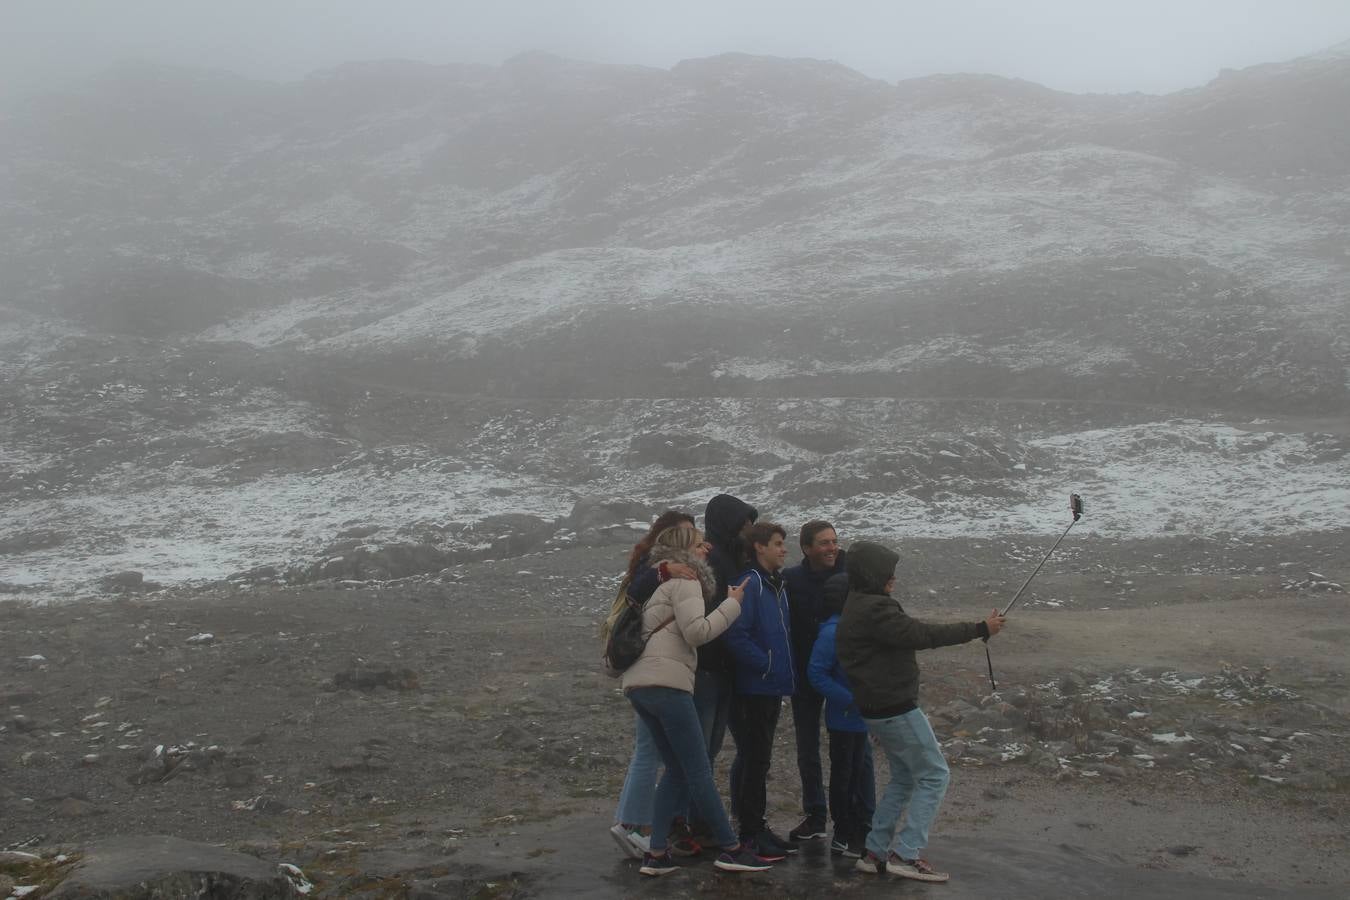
left=647, top=545, right=718, bottom=602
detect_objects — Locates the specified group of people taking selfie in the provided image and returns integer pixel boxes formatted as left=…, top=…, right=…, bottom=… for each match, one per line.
left=601, top=493, right=1007, bottom=881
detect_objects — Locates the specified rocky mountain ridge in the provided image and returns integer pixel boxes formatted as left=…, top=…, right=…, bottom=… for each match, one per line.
left=4, top=46, right=1350, bottom=597
left=2, top=47, right=1347, bottom=410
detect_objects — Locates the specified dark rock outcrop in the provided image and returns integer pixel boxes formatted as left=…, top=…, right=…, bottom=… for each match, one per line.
left=48, top=835, right=299, bottom=899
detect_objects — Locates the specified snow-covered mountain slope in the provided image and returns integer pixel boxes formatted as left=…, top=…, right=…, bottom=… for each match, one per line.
left=2, top=50, right=1347, bottom=411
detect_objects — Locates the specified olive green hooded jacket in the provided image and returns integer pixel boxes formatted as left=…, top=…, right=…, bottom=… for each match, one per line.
left=836, top=541, right=988, bottom=718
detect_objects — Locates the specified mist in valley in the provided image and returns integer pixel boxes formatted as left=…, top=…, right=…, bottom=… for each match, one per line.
left=1, top=3, right=1349, bottom=897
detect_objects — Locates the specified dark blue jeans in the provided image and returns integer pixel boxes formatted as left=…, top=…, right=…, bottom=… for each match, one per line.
left=692, top=668, right=732, bottom=761
left=827, top=728, right=876, bottom=837
left=791, top=686, right=828, bottom=818
left=627, top=686, right=738, bottom=853
left=728, top=693, right=782, bottom=838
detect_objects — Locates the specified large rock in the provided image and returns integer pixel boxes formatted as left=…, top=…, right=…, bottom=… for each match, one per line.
left=332, top=663, right=419, bottom=692
left=626, top=432, right=736, bottom=469
left=475, top=513, right=556, bottom=558
left=48, top=835, right=298, bottom=899
left=0, top=529, right=68, bottom=555
left=302, top=541, right=456, bottom=582
left=562, top=497, right=652, bottom=533
left=98, top=570, right=146, bottom=591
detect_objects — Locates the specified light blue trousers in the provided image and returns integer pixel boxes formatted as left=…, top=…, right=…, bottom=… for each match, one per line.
left=614, top=712, right=660, bottom=827
left=863, top=707, right=949, bottom=860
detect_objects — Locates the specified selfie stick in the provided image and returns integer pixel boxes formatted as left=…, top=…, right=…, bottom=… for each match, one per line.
left=1002, top=493, right=1084, bottom=617
left=984, top=493, right=1083, bottom=691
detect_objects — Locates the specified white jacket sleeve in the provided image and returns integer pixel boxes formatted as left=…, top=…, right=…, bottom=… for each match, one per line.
left=669, top=578, right=740, bottom=648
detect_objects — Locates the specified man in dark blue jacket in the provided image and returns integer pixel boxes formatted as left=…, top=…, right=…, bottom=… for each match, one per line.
left=781, top=520, right=846, bottom=842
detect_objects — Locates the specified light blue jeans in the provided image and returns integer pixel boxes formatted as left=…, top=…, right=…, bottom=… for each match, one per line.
left=614, top=713, right=660, bottom=827
left=863, top=707, right=949, bottom=861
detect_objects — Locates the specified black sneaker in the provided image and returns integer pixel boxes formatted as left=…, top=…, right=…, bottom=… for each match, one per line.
left=789, top=814, right=828, bottom=841
left=638, top=852, right=679, bottom=877
left=743, top=835, right=787, bottom=863
left=714, top=845, right=774, bottom=873
left=830, top=833, right=861, bottom=857
left=854, top=850, right=885, bottom=875
left=762, top=827, right=800, bottom=855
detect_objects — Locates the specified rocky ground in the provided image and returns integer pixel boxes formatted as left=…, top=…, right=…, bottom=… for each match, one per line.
left=2, top=533, right=1347, bottom=898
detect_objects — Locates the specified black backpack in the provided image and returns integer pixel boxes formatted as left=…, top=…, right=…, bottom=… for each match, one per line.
left=603, top=589, right=675, bottom=677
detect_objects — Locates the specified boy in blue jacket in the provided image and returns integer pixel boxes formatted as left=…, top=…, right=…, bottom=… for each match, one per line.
left=807, top=572, right=876, bottom=858
left=723, top=521, right=796, bottom=860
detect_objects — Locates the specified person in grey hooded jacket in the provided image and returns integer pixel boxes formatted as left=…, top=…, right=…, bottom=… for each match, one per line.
left=836, top=541, right=1005, bottom=884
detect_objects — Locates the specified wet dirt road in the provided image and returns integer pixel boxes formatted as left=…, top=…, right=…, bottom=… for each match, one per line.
left=450, top=815, right=1345, bottom=898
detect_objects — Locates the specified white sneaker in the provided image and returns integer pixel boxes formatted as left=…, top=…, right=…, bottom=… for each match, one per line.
left=885, top=853, right=950, bottom=883
left=608, top=823, right=649, bottom=859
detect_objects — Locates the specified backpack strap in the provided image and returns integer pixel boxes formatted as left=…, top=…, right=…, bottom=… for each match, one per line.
left=648, top=615, right=676, bottom=638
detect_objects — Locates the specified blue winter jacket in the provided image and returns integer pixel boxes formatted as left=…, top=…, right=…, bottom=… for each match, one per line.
left=808, top=616, right=866, bottom=733
left=723, top=566, right=796, bottom=696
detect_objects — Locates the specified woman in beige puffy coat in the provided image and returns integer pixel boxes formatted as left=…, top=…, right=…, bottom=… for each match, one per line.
left=621, top=526, right=775, bottom=876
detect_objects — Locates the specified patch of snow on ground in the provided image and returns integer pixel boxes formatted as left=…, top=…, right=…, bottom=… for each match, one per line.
left=4, top=417, right=1347, bottom=599
left=1, top=464, right=571, bottom=596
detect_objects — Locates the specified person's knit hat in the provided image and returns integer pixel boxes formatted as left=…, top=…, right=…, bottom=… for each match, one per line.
left=846, top=541, right=899, bottom=594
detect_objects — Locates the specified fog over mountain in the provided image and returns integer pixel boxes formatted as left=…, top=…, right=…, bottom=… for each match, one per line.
left=3, top=38, right=1350, bottom=899
left=1, top=42, right=1349, bottom=596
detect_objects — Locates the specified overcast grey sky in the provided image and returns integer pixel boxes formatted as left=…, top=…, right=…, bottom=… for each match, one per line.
left=6, top=0, right=1350, bottom=99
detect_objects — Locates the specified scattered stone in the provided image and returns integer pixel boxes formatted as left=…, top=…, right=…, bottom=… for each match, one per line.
left=493, top=724, right=537, bottom=750
left=304, top=542, right=457, bottom=583
left=277, top=863, right=313, bottom=895
left=1058, top=672, right=1087, bottom=695
left=1282, top=572, right=1345, bottom=592
left=337, top=524, right=382, bottom=540
left=228, top=565, right=279, bottom=583
left=407, top=874, right=528, bottom=900
left=0, top=529, right=68, bottom=555
left=7, top=714, right=40, bottom=733
left=128, top=743, right=225, bottom=785
left=1027, top=748, right=1061, bottom=773
left=223, top=769, right=257, bottom=788
left=55, top=796, right=100, bottom=818
left=231, top=795, right=289, bottom=815
left=98, top=571, right=145, bottom=591
left=332, top=664, right=419, bottom=692
left=328, top=757, right=365, bottom=773
left=1287, top=772, right=1337, bottom=791
left=932, top=698, right=979, bottom=725
left=0, top=875, right=14, bottom=896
